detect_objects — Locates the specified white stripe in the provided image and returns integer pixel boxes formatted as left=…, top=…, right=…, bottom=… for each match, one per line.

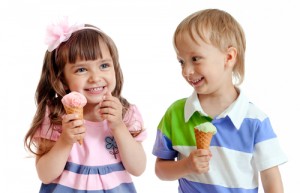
left=254, top=138, right=288, bottom=171
left=245, top=103, right=268, bottom=121
left=174, top=146, right=259, bottom=189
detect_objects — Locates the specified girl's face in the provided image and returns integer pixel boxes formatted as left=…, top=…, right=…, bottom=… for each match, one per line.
left=175, top=30, right=234, bottom=96
left=63, top=41, right=116, bottom=104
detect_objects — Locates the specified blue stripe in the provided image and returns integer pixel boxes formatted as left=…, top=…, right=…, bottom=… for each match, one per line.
left=211, top=116, right=276, bottom=153
left=152, top=130, right=178, bottom=159
left=65, top=162, right=125, bottom=175
left=179, top=178, right=258, bottom=193
left=39, top=182, right=136, bottom=193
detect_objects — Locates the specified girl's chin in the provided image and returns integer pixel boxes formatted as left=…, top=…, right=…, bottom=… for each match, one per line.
left=86, top=99, right=103, bottom=105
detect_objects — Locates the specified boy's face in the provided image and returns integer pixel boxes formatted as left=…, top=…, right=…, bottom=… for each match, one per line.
left=175, top=31, right=234, bottom=95
left=63, top=41, right=116, bottom=105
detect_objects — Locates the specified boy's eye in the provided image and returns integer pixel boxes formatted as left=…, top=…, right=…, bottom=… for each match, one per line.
left=192, top=56, right=200, bottom=62
left=178, top=59, right=184, bottom=66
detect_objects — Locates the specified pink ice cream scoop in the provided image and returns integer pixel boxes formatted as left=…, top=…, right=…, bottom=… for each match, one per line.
left=61, top=91, right=87, bottom=108
left=61, top=91, right=87, bottom=145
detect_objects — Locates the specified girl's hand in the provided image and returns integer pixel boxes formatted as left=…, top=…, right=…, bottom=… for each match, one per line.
left=185, top=149, right=212, bottom=174
left=99, top=92, right=124, bottom=129
left=61, top=114, right=85, bottom=145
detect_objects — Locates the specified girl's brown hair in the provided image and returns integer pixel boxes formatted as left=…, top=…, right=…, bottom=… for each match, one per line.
left=174, top=9, right=246, bottom=85
left=24, top=24, right=129, bottom=156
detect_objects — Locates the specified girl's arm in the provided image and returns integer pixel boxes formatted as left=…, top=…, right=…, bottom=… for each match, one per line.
left=36, top=138, right=73, bottom=184
left=155, top=149, right=211, bottom=181
left=36, top=114, right=85, bottom=184
left=99, top=93, right=146, bottom=176
left=111, top=123, right=146, bottom=176
left=261, top=166, right=284, bottom=193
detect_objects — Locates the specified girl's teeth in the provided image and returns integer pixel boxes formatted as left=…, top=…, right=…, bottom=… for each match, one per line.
left=89, top=87, right=103, bottom=91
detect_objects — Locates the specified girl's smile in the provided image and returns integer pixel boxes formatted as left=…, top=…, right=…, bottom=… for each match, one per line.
left=85, top=86, right=107, bottom=95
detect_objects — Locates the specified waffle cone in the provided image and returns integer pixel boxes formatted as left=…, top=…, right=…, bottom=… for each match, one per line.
left=63, top=105, right=84, bottom=145
left=63, top=106, right=84, bottom=119
left=194, top=129, right=214, bottom=149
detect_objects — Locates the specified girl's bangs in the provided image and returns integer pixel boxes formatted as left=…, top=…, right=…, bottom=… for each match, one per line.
left=61, top=30, right=104, bottom=64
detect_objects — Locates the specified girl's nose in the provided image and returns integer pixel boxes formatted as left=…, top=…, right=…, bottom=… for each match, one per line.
left=88, top=71, right=102, bottom=83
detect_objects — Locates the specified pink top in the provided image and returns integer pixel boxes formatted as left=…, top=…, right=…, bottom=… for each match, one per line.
left=35, top=105, right=146, bottom=193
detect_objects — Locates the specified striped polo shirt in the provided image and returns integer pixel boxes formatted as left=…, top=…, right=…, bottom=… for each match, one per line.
left=152, top=90, right=287, bottom=193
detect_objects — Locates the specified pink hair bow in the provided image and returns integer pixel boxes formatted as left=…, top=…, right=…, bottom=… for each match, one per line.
left=45, top=17, right=84, bottom=52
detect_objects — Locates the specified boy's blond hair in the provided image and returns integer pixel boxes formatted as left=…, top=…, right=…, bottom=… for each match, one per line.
left=174, top=9, right=246, bottom=85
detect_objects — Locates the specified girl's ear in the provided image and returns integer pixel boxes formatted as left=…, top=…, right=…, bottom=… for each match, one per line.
left=225, top=46, right=237, bottom=68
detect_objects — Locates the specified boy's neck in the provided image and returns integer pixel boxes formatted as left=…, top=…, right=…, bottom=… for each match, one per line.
left=198, top=86, right=238, bottom=118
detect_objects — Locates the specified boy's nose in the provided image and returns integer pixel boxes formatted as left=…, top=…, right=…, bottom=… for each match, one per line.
left=182, top=64, right=194, bottom=77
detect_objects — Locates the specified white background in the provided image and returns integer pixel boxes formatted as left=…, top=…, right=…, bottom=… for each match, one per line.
left=1, top=0, right=299, bottom=192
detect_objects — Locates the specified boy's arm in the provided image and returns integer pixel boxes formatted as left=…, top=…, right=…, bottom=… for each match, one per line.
left=261, top=166, right=284, bottom=193
left=155, top=149, right=211, bottom=181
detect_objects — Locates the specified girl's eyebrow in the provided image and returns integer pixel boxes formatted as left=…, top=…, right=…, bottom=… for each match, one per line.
left=100, top=58, right=113, bottom=63
left=70, top=63, right=87, bottom=69
left=68, top=58, right=113, bottom=70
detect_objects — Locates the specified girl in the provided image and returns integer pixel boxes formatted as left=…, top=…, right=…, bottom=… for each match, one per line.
left=24, top=18, right=147, bottom=193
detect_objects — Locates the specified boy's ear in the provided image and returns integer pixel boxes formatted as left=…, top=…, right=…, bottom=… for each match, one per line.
left=225, top=46, right=237, bottom=68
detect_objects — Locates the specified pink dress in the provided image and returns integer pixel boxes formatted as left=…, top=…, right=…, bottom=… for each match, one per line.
left=35, top=105, right=147, bottom=193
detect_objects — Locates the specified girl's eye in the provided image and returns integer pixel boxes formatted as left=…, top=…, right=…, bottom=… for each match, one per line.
left=100, top=63, right=109, bottom=69
left=76, top=68, right=86, bottom=73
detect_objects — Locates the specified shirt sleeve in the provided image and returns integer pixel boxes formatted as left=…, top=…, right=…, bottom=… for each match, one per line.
left=33, top=107, right=62, bottom=142
left=123, top=105, right=147, bottom=142
left=253, top=118, right=288, bottom=171
left=152, top=129, right=178, bottom=159
left=152, top=107, right=178, bottom=160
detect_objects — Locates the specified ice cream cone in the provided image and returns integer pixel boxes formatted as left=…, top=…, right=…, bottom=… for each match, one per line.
left=63, top=105, right=84, bottom=119
left=63, top=105, right=84, bottom=145
left=61, top=91, right=87, bottom=146
left=194, top=129, right=214, bottom=149
left=194, top=122, right=217, bottom=150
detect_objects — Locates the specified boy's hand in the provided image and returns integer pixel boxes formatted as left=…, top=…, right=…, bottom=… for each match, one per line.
left=186, top=149, right=212, bottom=174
